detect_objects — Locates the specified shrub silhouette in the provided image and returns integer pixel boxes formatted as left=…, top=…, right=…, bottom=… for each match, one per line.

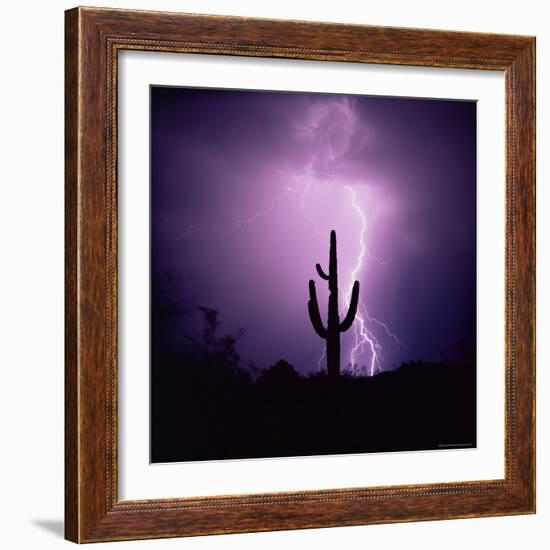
left=258, top=359, right=300, bottom=385
left=182, top=307, right=247, bottom=381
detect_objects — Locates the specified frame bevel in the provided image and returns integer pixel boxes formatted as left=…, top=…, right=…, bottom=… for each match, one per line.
left=65, top=6, right=535, bottom=543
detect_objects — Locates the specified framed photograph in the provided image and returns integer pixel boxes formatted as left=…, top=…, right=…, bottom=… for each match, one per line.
left=65, top=7, right=536, bottom=543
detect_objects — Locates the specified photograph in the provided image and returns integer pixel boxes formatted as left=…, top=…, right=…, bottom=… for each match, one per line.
left=150, top=86, right=478, bottom=463
left=0, top=1, right=538, bottom=546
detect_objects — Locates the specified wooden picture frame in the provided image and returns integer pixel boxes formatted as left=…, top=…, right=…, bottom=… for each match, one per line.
left=65, top=6, right=536, bottom=543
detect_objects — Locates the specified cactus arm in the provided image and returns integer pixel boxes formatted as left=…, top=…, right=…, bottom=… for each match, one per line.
left=339, top=280, right=360, bottom=332
left=315, top=263, right=330, bottom=280
left=308, top=280, right=328, bottom=339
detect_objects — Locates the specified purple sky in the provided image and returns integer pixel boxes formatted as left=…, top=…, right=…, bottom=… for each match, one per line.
left=151, top=86, right=476, bottom=376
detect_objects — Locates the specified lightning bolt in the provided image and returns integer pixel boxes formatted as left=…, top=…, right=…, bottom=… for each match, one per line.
left=317, top=346, right=326, bottom=372
left=314, top=124, right=335, bottom=161
left=237, top=166, right=321, bottom=227
left=343, top=186, right=381, bottom=376
left=237, top=184, right=297, bottom=226
left=342, top=185, right=403, bottom=376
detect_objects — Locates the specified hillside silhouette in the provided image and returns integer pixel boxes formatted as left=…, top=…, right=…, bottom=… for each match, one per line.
left=151, top=307, right=476, bottom=463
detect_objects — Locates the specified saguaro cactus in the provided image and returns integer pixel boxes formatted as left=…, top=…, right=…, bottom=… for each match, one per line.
left=308, top=230, right=360, bottom=378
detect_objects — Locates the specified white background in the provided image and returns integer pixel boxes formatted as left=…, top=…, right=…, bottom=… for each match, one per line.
left=0, top=1, right=546, bottom=549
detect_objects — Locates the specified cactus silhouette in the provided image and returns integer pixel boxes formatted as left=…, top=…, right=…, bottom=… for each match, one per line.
left=308, top=230, right=360, bottom=378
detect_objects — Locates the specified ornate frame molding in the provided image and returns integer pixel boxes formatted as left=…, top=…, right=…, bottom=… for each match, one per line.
left=65, top=7, right=535, bottom=542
